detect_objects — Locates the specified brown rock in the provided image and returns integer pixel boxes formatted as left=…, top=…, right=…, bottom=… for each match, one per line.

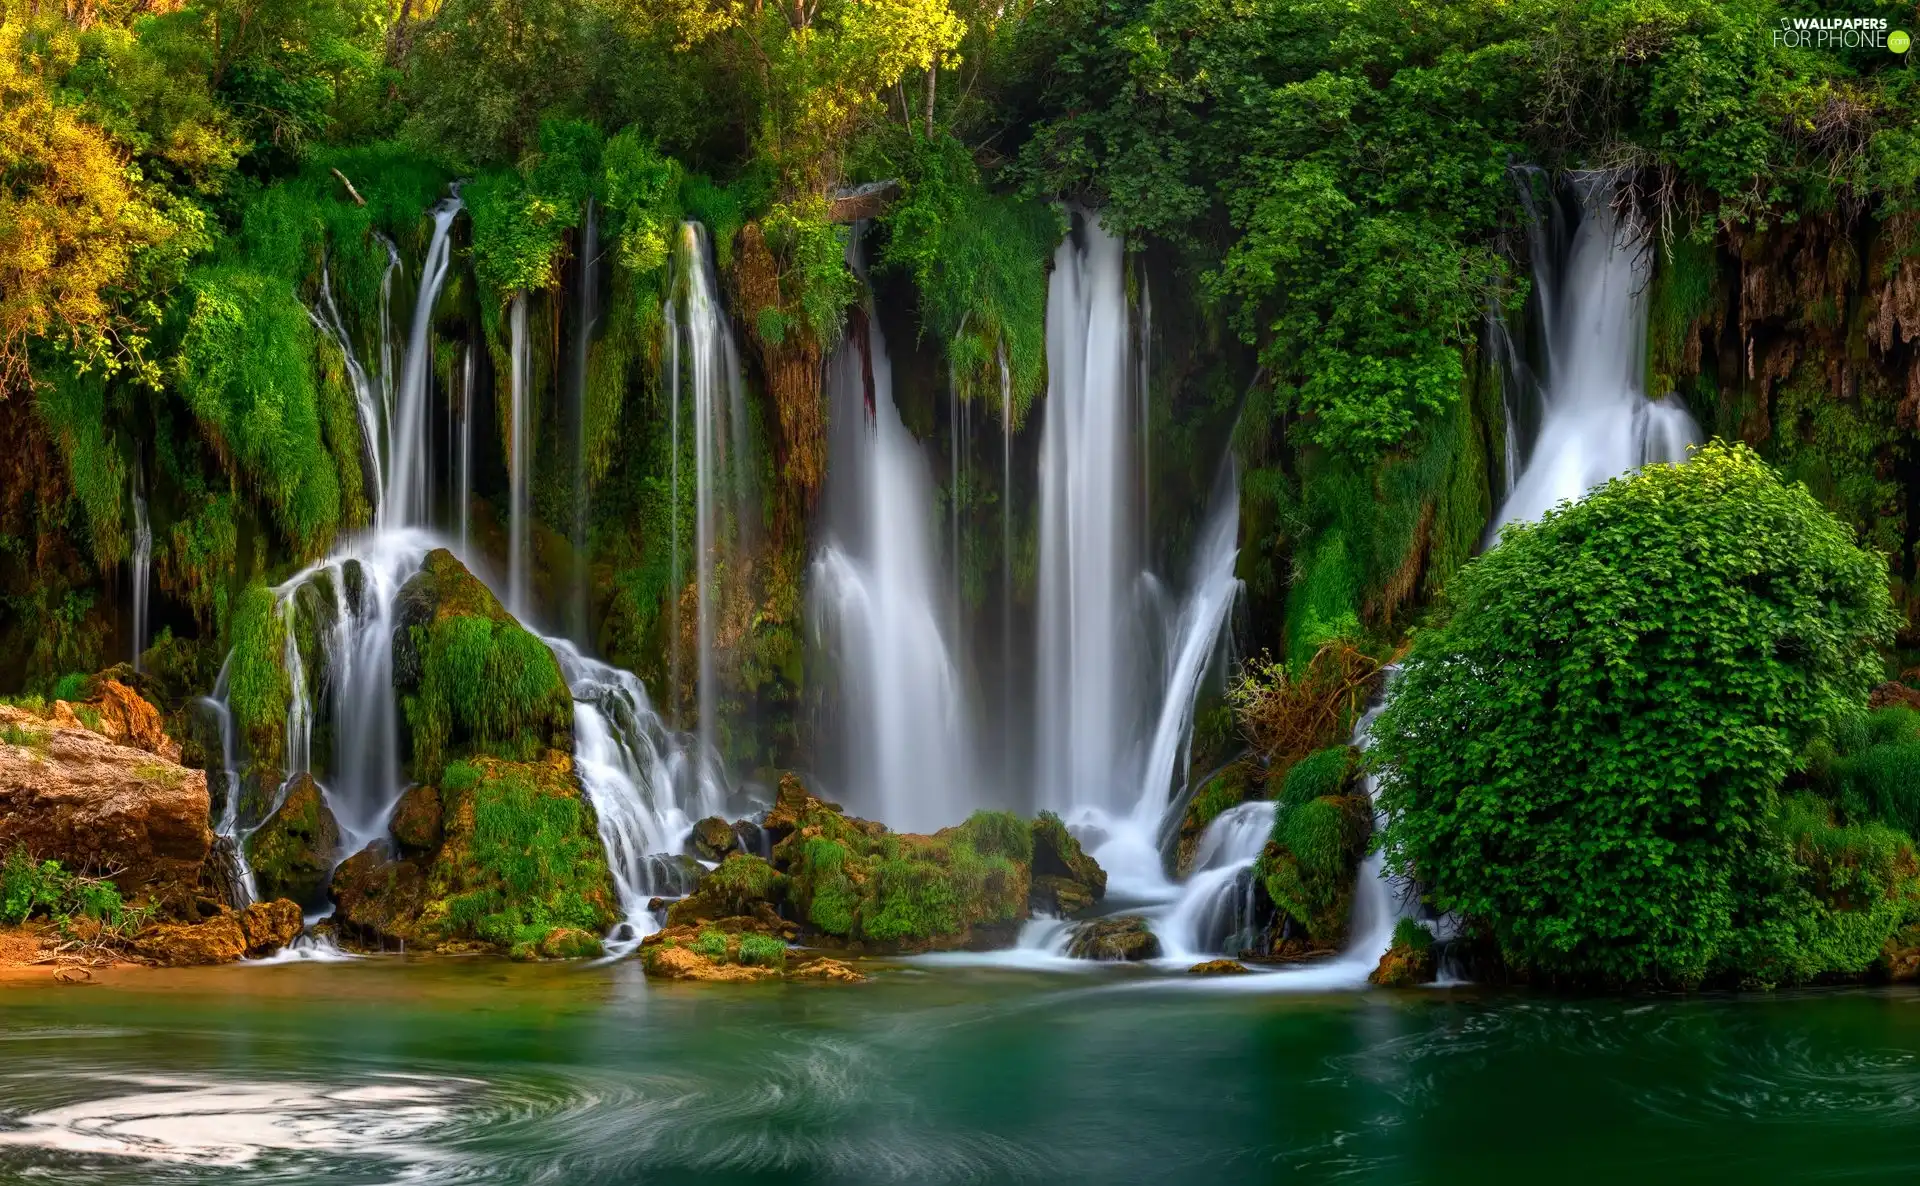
left=136, top=911, right=247, bottom=966
left=91, top=680, right=180, bottom=761
left=245, top=774, right=340, bottom=906
left=1031, top=812, right=1106, bottom=914
left=239, top=898, right=304, bottom=956
left=1870, top=681, right=1920, bottom=712
left=640, top=943, right=779, bottom=982
left=389, top=784, right=442, bottom=854
left=690, top=816, right=738, bottom=861
left=329, top=843, right=428, bottom=948
left=1369, top=940, right=1437, bottom=988
left=536, top=928, right=602, bottom=959
left=787, top=956, right=868, bottom=983
left=0, top=705, right=212, bottom=899
left=1188, top=959, right=1251, bottom=976
left=1067, top=915, right=1161, bottom=962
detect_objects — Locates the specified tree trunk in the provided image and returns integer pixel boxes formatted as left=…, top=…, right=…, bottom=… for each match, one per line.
left=924, top=56, right=939, bottom=139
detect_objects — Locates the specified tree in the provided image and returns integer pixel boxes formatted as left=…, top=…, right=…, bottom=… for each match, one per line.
left=1373, top=442, right=1897, bottom=985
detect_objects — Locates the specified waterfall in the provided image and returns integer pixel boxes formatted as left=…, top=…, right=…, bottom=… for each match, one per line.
left=809, top=231, right=975, bottom=833
left=672, top=222, right=751, bottom=765
left=386, top=196, right=464, bottom=528
left=550, top=640, right=725, bottom=951
left=569, top=201, right=599, bottom=642
left=1154, top=801, right=1274, bottom=961
left=1036, top=214, right=1141, bottom=817
left=201, top=658, right=254, bottom=905
left=129, top=469, right=150, bottom=671
left=458, top=344, right=473, bottom=553
left=1492, top=174, right=1699, bottom=532
left=507, top=293, right=532, bottom=621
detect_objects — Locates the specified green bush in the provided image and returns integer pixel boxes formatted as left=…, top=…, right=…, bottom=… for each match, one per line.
left=1, top=847, right=128, bottom=927
left=1391, top=917, right=1434, bottom=954
left=1374, top=443, right=1897, bottom=985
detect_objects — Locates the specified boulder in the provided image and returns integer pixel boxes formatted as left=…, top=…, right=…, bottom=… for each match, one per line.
left=1029, top=812, right=1106, bottom=916
left=389, top=784, right=443, bottom=854
left=666, top=853, right=784, bottom=926
left=329, top=842, right=429, bottom=949
left=690, top=816, right=738, bottom=861
left=239, top=898, right=305, bottom=956
left=640, top=942, right=779, bottom=982
left=77, top=679, right=181, bottom=761
left=535, top=927, right=602, bottom=959
left=1369, top=935, right=1437, bottom=988
left=1067, top=915, right=1162, bottom=962
left=245, top=774, right=340, bottom=907
left=135, top=911, right=247, bottom=966
left=1188, top=958, right=1251, bottom=976
left=0, top=704, right=212, bottom=901
left=788, top=956, right=868, bottom=983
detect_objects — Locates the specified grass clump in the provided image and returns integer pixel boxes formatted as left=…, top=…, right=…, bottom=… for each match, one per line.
left=1391, top=917, right=1434, bottom=954
left=1277, top=746, right=1356, bottom=808
left=1, top=722, right=50, bottom=754
left=736, top=933, right=787, bottom=968
left=1257, top=793, right=1372, bottom=944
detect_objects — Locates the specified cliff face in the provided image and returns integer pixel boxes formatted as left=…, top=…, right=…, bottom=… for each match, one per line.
left=1656, top=211, right=1920, bottom=626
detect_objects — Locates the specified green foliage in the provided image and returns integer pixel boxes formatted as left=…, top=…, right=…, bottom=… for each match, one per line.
left=1375, top=443, right=1898, bottom=985
left=435, top=760, right=618, bottom=948
left=1391, top=917, right=1433, bottom=955
left=1277, top=746, right=1354, bottom=808
left=228, top=581, right=290, bottom=770
left=958, top=810, right=1033, bottom=864
left=875, top=135, right=1061, bottom=425
left=1, top=846, right=127, bottom=927
left=758, top=198, right=856, bottom=349
left=33, top=367, right=126, bottom=567
left=1257, top=793, right=1368, bottom=943
left=407, top=613, right=572, bottom=782
left=693, top=928, right=730, bottom=959
left=50, top=672, right=88, bottom=702
left=736, top=932, right=787, bottom=968
left=1, top=722, right=50, bottom=753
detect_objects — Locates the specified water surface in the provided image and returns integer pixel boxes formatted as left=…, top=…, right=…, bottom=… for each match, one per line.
left=3, top=961, right=1918, bottom=1184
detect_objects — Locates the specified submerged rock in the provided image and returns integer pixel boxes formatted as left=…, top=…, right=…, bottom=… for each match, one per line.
left=690, top=816, right=738, bottom=861
left=245, top=774, right=340, bottom=907
left=1188, top=958, right=1251, bottom=975
left=787, top=955, right=867, bottom=983
left=0, top=703, right=211, bottom=904
left=1067, top=915, right=1162, bottom=962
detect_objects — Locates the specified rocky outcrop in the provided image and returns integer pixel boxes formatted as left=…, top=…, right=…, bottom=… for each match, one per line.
left=638, top=923, right=867, bottom=983
left=329, top=841, right=429, bottom=949
left=665, top=853, right=787, bottom=928
left=389, top=784, right=442, bottom=854
left=1029, top=811, right=1106, bottom=917
left=245, top=774, right=339, bottom=907
left=1189, top=959, right=1251, bottom=975
left=240, top=899, right=305, bottom=956
left=134, top=898, right=304, bottom=965
left=1369, top=937, right=1437, bottom=987
left=1066, top=915, right=1161, bottom=962
left=690, top=816, right=737, bottom=861
left=0, top=703, right=211, bottom=902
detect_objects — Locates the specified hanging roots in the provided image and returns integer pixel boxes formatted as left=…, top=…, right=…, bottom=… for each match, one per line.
left=1228, top=643, right=1384, bottom=766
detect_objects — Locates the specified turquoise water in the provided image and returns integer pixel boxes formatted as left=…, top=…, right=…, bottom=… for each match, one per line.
left=3, top=960, right=1920, bottom=1183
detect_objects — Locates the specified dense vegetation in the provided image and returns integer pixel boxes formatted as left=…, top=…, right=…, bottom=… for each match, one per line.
left=3, top=0, right=1919, bottom=980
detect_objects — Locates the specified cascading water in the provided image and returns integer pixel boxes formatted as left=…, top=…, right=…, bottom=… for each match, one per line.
left=809, top=230, right=975, bottom=833
left=670, top=222, right=753, bottom=765
left=568, top=201, right=600, bottom=642
left=386, top=196, right=464, bottom=528
left=308, top=254, right=389, bottom=516
left=506, top=293, right=532, bottom=621
left=129, top=469, right=150, bottom=671
left=1154, top=801, right=1275, bottom=961
left=550, top=640, right=726, bottom=951
left=1493, top=174, right=1699, bottom=531
left=1036, top=214, right=1141, bottom=820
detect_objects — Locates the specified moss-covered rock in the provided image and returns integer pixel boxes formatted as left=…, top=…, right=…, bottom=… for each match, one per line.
left=245, top=774, right=339, bottom=907
left=1370, top=919, right=1437, bottom=987
left=690, top=815, right=738, bottom=861
left=1029, top=811, right=1106, bottom=917
left=1256, top=784, right=1373, bottom=947
left=389, top=784, right=443, bottom=855
left=666, top=853, right=786, bottom=927
left=393, top=549, right=573, bottom=783
left=1066, top=914, right=1161, bottom=961
left=1174, top=763, right=1257, bottom=875
left=766, top=778, right=1032, bottom=953
left=329, top=841, right=429, bottom=949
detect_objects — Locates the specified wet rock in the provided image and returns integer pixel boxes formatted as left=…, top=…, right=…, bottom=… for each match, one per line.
left=666, top=853, right=784, bottom=926
left=0, top=704, right=212, bottom=902
left=690, top=815, right=738, bottom=861
left=644, top=853, right=708, bottom=898
left=787, top=956, right=867, bottom=983
left=135, top=911, right=247, bottom=965
left=1369, top=935, right=1437, bottom=988
left=535, top=927, right=602, bottom=959
left=1188, top=959, right=1251, bottom=976
left=1029, top=812, right=1106, bottom=916
left=239, top=898, right=305, bottom=956
left=1066, top=915, right=1162, bottom=962
left=329, top=841, right=428, bottom=949
left=639, top=941, right=779, bottom=982
left=199, top=835, right=250, bottom=910
left=245, top=774, right=340, bottom=907
left=389, top=784, right=443, bottom=855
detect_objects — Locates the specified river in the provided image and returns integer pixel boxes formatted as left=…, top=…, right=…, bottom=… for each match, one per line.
left=3, top=963, right=1918, bottom=1183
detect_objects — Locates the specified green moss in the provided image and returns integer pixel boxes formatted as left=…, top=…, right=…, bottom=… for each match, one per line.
left=33, top=366, right=126, bottom=568
left=1258, top=793, right=1371, bottom=943
left=423, top=757, right=619, bottom=950
left=1278, top=746, right=1356, bottom=808
left=1391, top=917, right=1434, bottom=954
left=699, top=853, right=785, bottom=916
left=957, top=810, right=1033, bottom=864
left=228, top=582, right=290, bottom=771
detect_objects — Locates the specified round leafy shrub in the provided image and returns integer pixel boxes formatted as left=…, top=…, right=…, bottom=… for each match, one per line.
left=1374, top=443, right=1896, bottom=985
